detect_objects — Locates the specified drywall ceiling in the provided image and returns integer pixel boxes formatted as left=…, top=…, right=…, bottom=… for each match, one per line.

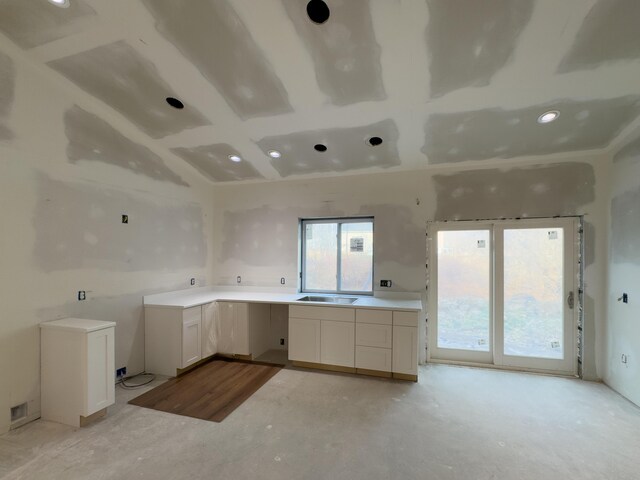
left=1, top=0, right=639, bottom=184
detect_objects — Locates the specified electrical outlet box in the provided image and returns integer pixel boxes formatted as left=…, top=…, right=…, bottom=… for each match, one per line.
left=280, top=277, right=285, bottom=285
left=121, top=214, right=128, bottom=224
left=621, top=354, right=628, bottom=364
left=116, top=367, right=127, bottom=378
left=623, top=293, right=628, bottom=303
left=280, top=338, right=285, bottom=346
left=190, top=278, right=196, bottom=286
left=78, top=290, right=86, bottom=301
left=237, top=276, right=241, bottom=284
left=380, top=280, right=392, bottom=288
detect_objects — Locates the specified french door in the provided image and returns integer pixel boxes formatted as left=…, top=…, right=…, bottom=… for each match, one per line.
left=429, top=218, right=578, bottom=375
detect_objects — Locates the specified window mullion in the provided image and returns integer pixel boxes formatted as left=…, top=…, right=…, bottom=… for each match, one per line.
left=336, top=222, right=342, bottom=293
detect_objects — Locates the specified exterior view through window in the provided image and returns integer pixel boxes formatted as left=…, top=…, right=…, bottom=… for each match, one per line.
left=301, top=218, right=373, bottom=294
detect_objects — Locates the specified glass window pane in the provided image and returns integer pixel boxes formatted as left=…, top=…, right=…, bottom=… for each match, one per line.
left=437, top=230, right=491, bottom=351
left=340, top=222, right=373, bottom=292
left=304, top=222, right=337, bottom=291
left=503, top=228, right=564, bottom=359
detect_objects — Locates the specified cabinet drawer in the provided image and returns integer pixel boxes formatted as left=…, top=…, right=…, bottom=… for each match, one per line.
left=356, top=323, right=392, bottom=348
left=393, top=311, right=418, bottom=327
left=356, top=309, right=392, bottom=325
left=182, top=305, right=202, bottom=324
left=356, top=346, right=392, bottom=372
left=290, top=305, right=355, bottom=322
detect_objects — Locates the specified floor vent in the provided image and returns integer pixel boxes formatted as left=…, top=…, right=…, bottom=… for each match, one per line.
left=10, top=402, right=27, bottom=423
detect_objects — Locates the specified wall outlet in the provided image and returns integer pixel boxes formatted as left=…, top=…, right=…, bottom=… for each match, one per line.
left=380, top=280, right=392, bottom=288
left=623, top=293, right=628, bottom=304
left=621, top=354, right=628, bottom=364
left=116, top=367, right=127, bottom=379
left=237, top=276, right=241, bottom=284
left=280, top=277, right=285, bottom=285
left=190, top=278, right=196, bottom=286
left=280, top=338, right=285, bottom=346
left=78, top=290, right=86, bottom=301
left=121, top=214, right=128, bottom=224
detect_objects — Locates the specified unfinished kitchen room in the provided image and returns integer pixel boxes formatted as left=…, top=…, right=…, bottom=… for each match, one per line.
left=1, top=0, right=639, bottom=479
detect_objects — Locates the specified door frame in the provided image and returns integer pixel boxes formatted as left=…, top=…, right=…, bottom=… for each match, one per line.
left=427, top=217, right=580, bottom=376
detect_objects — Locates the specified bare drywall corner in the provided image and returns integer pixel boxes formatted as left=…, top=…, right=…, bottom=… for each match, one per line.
left=433, top=162, right=595, bottom=221
left=423, top=97, right=640, bottom=163
left=49, top=41, right=210, bottom=139
left=426, top=0, right=533, bottom=97
left=143, top=0, right=293, bottom=120
left=558, top=0, right=640, bottom=73
left=258, top=119, right=400, bottom=177
left=283, top=0, right=386, bottom=106
left=33, top=174, right=207, bottom=272
left=613, top=135, right=640, bottom=164
left=610, top=187, right=640, bottom=264
left=0, top=51, right=15, bottom=141
left=65, top=106, right=189, bottom=186
left=171, top=144, right=264, bottom=182
left=583, top=221, right=596, bottom=267
left=0, top=0, right=96, bottom=49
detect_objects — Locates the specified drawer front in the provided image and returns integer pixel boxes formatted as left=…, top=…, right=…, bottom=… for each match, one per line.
left=289, top=305, right=355, bottom=322
left=356, top=309, right=392, bottom=325
left=356, top=346, right=392, bottom=372
left=356, top=323, right=392, bottom=348
left=393, top=310, right=418, bottom=327
left=182, top=305, right=202, bottom=325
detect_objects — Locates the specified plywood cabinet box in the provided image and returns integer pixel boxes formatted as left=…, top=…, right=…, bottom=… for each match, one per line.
left=40, top=318, right=116, bottom=427
left=289, top=305, right=419, bottom=381
left=145, top=301, right=270, bottom=377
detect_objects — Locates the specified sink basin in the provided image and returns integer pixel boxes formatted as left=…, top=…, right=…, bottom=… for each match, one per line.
left=297, top=296, right=358, bottom=305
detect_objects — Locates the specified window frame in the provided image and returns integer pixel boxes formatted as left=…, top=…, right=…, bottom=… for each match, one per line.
left=300, top=217, right=374, bottom=295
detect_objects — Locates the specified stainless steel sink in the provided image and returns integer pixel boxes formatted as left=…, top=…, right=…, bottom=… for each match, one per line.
left=297, top=296, right=358, bottom=305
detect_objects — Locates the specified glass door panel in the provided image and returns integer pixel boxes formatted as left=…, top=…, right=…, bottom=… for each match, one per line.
left=435, top=229, right=492, bottom=361
left=503, top=228, right=564, bottom=359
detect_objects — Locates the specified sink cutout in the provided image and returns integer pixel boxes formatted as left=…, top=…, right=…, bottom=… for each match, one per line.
left=297, top=296, right=358, bottom=305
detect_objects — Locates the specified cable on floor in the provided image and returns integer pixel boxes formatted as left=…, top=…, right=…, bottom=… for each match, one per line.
left=117, top=372, right=156, bottom=389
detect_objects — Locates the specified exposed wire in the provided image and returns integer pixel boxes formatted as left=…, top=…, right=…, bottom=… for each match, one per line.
left=117, top=372, right=156, bottom=390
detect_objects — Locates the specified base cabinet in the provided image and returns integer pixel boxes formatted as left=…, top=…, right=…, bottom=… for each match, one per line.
left=41, top=318, right=116, bottom=427
left=320, top=320, right=355, bottom=367
left=392, top=325, right=418, bottom=376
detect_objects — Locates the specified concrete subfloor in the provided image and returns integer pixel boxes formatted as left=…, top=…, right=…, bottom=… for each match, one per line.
left=1, top=364, right=639, bottom=480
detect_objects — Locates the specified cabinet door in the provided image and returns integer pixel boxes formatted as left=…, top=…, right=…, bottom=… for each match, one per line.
left=321, top=320, right=355, bottom=367
left=289, top=317, right=321, bottom=363
left=392, top=326, right=417, bottom=375
left=217, top=302, right=235, bottom=354
left=356, top=345, right=392, bottom=372
left=182, top=307, right=202, bottom=368
left=85, top=327, right=115, bottom=415
left=201, top=302, right=218, bottom=359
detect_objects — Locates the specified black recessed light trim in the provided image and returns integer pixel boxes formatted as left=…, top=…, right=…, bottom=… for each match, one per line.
left=314, top=144, right=328, bottom=152
left=166, top=97, right=184, bottom=109
left=367, top=136, right=383, bottom=146
left=307, top=0, right=330, bottom=24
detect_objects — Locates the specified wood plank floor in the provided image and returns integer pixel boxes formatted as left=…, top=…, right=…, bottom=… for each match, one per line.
left=129, top=359, right=282, bottom=422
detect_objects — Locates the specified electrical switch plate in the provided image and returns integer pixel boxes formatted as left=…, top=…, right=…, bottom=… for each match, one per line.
left=78, top=290, right=86, bottom=301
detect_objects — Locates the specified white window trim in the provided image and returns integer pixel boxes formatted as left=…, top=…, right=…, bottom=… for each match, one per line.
left=300, top=217, right=374, bottom=295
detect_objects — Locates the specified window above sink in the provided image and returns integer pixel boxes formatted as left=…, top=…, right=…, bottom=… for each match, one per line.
left=300, top=217, right=374, bottom=296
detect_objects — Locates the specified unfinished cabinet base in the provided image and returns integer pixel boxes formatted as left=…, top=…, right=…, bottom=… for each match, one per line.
left=292, top=360, right=416, bottom=382
left=79, top=408, right=107, bottom=427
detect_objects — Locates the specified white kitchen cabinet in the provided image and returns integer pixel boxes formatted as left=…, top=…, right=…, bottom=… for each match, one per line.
left=217, top=302, right=250, bottom=356
left=392, top=325, right=418, bottom=377
left=41, top=318, right=116, bottom=427
left=321, top=320, right=355, bottom=367
left=356, top=323, right=392, bottom=349
left=145, top=304, right=212, bottom=376
left=356, top=345, right=392, bottom=372
left=288, top=317, right=321, bottom=363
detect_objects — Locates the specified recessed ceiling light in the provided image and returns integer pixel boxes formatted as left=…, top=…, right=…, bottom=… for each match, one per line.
left=268, top=150, right=282, bottom=159
left=314, top=144, right=327, bottom=152
left=48, top=0, right=70, bottom=6
left=537, top=110, right=560, bottom=124
left=307, top=0, right=330, bottom=24
left=166, top=97, right=184, bottom=109
left=228, top=155, right=242, bottom=163
left=367, top=136, right=383, bottom=146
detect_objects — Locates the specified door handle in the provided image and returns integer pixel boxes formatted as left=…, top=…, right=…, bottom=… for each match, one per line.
left=567, top=291, right=574, bottom=310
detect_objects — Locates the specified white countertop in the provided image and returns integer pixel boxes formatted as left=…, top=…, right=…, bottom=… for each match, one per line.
left=40, top=318, right=117, bottom=333
left=144, top=287, right=422, bottom=311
